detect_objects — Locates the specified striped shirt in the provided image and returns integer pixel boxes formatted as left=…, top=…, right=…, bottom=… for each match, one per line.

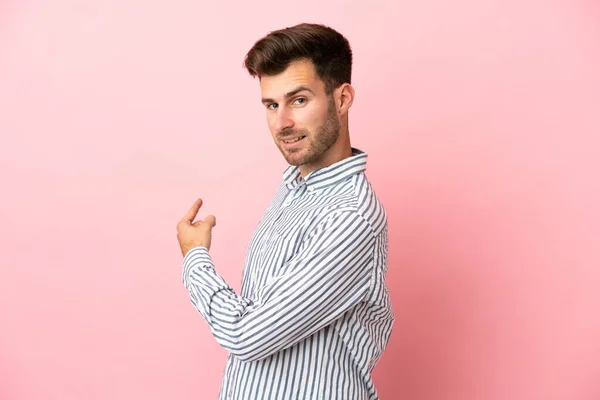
left=182, top=148, right=394, bottom=399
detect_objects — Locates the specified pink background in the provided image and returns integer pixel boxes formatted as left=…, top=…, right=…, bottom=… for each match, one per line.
left=1, top=1, right=599, bottom=399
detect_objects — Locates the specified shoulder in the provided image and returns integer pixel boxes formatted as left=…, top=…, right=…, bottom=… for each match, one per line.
left=308, top=173, right=387, bottom=238
left=351, top=173, right=388, bottom=237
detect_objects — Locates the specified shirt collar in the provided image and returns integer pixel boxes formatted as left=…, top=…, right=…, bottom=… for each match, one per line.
left=282, top=147, right=367, bottom=191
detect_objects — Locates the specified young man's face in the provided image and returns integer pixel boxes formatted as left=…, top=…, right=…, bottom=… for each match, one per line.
left=260, top=59, right=341, bottom=170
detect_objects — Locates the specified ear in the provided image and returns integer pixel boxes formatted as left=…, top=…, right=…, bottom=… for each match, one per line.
left=334, top=83, right=355, bottom=116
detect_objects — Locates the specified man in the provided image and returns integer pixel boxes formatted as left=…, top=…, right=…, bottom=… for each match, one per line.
left=176, top=23, right=394, bottom=400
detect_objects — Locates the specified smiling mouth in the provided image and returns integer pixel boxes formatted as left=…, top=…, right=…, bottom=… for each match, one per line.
left=283, top=136, right=306, bottom=144
left=282, top=136, right=306, bottom=144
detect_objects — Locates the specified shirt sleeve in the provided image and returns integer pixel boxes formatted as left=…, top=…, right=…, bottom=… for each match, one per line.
left=181, top=210, right=375, bottom=362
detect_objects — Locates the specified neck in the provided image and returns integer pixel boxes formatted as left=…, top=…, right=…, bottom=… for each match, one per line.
left=299, top=129, right=353, bottom=178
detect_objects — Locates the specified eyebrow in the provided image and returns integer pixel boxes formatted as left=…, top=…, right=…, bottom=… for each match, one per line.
left=261, top=86, right=314, bottom=104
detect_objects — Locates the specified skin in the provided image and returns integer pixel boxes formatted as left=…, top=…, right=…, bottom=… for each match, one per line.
left=177, top=58, right=355, bottom=256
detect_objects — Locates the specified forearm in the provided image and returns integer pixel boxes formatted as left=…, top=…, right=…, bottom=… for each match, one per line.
left=182, top=247, right=254, bottom=326
left=183, top=247, right=271, bottom=361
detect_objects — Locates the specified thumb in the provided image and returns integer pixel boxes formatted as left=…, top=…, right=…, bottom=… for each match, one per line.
left=204, top=215, right=217, bottom=228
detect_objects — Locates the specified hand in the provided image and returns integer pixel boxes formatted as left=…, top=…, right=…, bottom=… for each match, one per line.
left=176, top=198, right=217, bottom=256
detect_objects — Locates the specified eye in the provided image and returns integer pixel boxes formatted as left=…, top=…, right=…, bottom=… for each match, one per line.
left=266, top=103, right=279, bottom=110
left=293, top=97, right=307, bottom=106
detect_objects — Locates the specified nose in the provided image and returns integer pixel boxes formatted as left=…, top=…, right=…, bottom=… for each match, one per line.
left=273, top=106, right=294, bottom=134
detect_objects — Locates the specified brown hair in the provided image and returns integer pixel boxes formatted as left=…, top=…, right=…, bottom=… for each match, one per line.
left=243, top=23, right=353, bottom=94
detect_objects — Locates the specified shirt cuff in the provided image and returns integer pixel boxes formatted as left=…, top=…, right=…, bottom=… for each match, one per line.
left=182, top=246, right=214, bottom=288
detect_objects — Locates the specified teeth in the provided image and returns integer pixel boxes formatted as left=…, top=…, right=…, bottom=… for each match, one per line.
left=285, top=136, right=304, bottom=143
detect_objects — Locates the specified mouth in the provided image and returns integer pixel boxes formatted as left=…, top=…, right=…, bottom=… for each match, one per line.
left=282, top=135, right=307, bottom=144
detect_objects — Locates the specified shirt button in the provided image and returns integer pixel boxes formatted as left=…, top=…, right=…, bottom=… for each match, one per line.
left=308, top=186, right=314, bottom=191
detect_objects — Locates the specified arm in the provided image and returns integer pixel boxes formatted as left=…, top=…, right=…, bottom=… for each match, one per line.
left=182, top=210, right=375, bottom=362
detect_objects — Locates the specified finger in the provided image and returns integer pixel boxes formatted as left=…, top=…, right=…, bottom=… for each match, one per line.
left=193, top=215, right=216, bottom=228
left=181, top=198, right=203, bottom=224
left=204, top=215, right=217, bottom=228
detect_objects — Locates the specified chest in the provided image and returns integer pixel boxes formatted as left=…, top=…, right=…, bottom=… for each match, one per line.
left=240, top=184, right=351, bottom=297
